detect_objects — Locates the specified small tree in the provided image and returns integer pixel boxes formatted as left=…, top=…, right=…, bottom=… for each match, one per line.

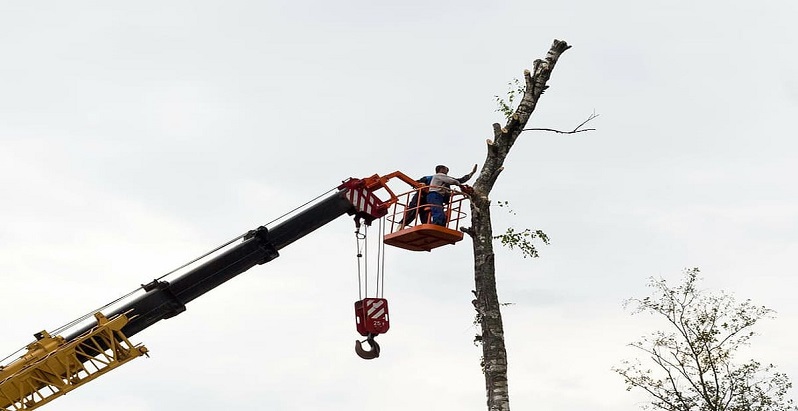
left=615, top=268, right=796, bottom=411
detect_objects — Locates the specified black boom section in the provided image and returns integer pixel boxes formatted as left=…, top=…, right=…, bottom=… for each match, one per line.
left=267, top=189, right=359, bottom=250
left=66, top=190, right=356, bottom=342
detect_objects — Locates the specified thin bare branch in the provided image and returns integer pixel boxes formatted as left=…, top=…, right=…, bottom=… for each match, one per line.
left=522, top=112, right=599, bottom=134
left=521, top=127, right=596, bottom=134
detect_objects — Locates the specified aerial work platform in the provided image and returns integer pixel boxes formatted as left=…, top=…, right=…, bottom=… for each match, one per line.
left=383, top=186, right=467, bottom=251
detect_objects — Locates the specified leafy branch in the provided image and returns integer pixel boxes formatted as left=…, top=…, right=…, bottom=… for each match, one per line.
left=494, top=227, right=549, bottom=259
left=492, top=200, right=549, bottom=259
left=494, top=78, right=525, bottom=120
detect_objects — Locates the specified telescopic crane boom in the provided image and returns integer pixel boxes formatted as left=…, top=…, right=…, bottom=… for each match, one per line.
left=0, top=172, right=431, bottom=411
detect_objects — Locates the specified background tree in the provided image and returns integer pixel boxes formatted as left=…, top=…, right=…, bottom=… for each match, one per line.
left=462, top=39, right=571, bottom=411
left=615, top=268, right=796, bottom=411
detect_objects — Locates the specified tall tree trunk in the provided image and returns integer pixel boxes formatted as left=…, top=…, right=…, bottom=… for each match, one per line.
left=467, top=39, right=571, bottom=411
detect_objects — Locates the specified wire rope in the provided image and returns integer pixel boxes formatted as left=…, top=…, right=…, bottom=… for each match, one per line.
left=375, top=217, right=388, bottom=298
left=363, top=224, right=369, bottom=297
left=379, top=217, right=387, bottom=298
left=0, top=347, right=25, bottom=367
left=375, top=220, right=381, bottom=298
left=354, top=228, right=365, bottom=300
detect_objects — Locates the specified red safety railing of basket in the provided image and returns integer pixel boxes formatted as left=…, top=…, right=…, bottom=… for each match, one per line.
left=385, top=186, right=468, bottom=235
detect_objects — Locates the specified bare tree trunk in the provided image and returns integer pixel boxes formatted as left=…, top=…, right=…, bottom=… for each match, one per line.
left=466, top=39, right=571, bottom=411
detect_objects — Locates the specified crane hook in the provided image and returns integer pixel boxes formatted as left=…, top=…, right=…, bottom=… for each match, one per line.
left=355, top=334, right=380, bottom=360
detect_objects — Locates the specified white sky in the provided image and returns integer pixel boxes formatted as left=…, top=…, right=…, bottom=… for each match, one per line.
left=1, top=1, right=797, bottom=410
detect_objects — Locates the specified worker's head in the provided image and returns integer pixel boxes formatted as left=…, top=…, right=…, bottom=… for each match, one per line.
left=435, top=165, right=449, bottom=174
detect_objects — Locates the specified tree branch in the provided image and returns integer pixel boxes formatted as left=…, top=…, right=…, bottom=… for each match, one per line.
left=522, top=112, right=599, bottom=134
left=492, top=123, right=503, bottom=139
left=460, top=226, right=476, bottom=238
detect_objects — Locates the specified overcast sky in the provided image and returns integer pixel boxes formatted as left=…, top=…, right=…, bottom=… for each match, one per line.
left=2, top=1, right=797, bottom=410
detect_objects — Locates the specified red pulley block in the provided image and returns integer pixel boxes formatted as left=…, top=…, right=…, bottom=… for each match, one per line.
left=354, top=298, right=390, bottom=336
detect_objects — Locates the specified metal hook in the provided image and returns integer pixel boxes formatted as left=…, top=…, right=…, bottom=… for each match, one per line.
left=355, top=334, right=380, bottom=360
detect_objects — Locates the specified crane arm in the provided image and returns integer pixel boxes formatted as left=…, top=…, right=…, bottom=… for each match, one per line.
left=66, top=188, right=360, bottom=342
left=0, top=172, right=413, bottom=411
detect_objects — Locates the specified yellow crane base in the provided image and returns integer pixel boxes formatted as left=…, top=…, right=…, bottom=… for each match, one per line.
left=0, top=312, right=148, bottom=410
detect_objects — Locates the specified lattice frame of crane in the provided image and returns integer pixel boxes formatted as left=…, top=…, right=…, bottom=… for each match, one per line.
left=0, top=312, right=148, bottom=411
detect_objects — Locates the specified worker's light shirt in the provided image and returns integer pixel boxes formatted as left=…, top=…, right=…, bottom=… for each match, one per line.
left=428, top=173, right=461, bottom=193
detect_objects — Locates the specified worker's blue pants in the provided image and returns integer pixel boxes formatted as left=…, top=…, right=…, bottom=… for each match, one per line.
left=426, top=191, right=447, bottom=226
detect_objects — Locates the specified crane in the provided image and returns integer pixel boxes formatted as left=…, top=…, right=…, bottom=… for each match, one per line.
left=0, top=171, right=469, bottom=410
